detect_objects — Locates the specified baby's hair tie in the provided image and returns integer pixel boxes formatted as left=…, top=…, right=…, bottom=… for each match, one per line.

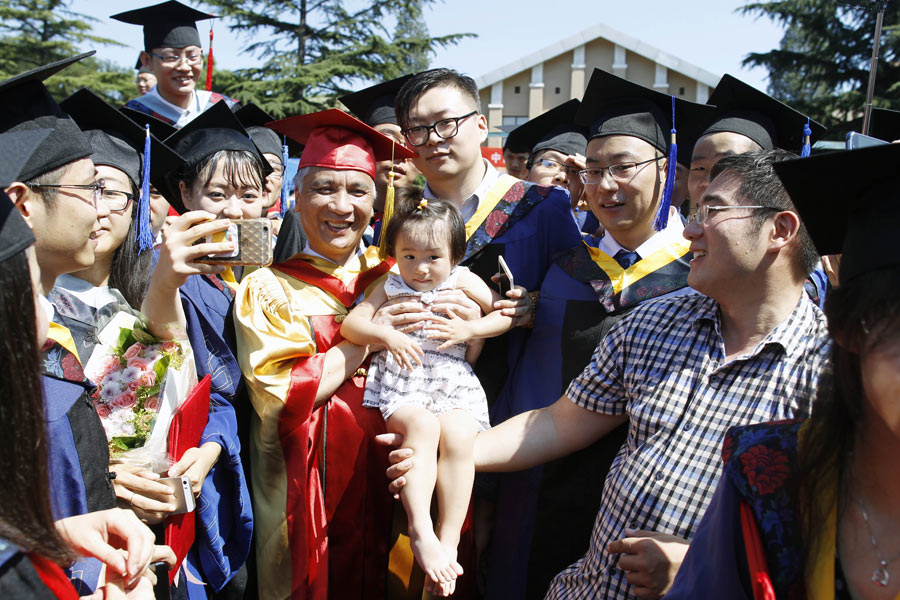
left=417, top=199, right=428, bottom=211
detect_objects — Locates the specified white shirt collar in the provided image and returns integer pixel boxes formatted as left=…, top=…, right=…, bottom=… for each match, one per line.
left=423, top=159, right=500, bottom=222
left=596, top=208, right=686, bottom=259
left=302, top=242, right=365, bottom=264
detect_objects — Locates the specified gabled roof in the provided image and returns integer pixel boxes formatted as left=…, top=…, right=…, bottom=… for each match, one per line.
left=475, top=22, right=720, bottom=90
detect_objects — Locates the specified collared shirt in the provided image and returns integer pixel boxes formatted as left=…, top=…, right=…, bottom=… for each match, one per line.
left=596, top=208, right=686, bottom=260
left=301, top=241, right=365, bottom=264
left=546, top=291, right=831, bottom=600
left=130, top=86, right=217, bottom=128
left=423, top=159, right=500, bottom=222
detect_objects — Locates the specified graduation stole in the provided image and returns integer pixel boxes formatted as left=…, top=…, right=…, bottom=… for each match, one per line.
left=556, top=237, right=692, bottom=313
left=463, top=175, right=555, bottom=260
left=42, top=322, right=88, bottom=384
left=273, top=248, right=394, bottom=308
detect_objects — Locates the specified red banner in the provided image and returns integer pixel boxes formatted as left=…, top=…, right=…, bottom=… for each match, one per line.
left=482, top=146, right=505, bottom=168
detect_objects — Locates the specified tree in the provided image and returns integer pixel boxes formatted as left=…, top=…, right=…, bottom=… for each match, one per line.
left=739, top=0, right=900, bottom=135
left=0, top=0, right=134, bottom=103
left=202, top=0, right=473, bottom=117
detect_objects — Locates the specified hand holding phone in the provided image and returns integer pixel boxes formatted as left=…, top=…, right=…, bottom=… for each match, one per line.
left=156, top=476, right=195, bottom=514
left=495, top=255, right=514, bottom=297
left=194, top=218, right=274, bottom=266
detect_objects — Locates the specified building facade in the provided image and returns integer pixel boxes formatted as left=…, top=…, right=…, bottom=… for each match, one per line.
left=477, top=23, right=719, bottom=146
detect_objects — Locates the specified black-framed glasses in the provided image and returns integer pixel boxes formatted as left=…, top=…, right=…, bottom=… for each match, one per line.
left=578, top=156, right=664, bottom=184
left=149, top=51, right=203, bottom=66
left=100, top=188, right=134, bottom=212
left=28, top=178, right=105, bottom=207
left=401, top=110, right=478, bottom=147
left=687, top=204, right=779, bottom=225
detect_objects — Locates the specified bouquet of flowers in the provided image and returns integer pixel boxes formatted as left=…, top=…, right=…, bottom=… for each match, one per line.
left=84, top=312, right=197, bottom=471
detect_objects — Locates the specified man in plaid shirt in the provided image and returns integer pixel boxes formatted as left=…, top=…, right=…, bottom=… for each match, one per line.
left=384, top=150, right=831, bottom=599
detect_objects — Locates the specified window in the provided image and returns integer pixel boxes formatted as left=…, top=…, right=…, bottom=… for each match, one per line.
left=514, top=86, right=521, bottom=94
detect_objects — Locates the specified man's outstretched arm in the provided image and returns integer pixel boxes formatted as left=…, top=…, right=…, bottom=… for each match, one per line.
left=474, top=394, right=627, bottom=472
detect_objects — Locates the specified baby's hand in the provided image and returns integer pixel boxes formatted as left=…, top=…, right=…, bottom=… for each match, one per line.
left=426, top=309, right=474, bottom=349
left=384, top=330, right=424, bottom=370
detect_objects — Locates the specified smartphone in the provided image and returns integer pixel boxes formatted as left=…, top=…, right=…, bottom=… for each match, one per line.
left=151, top=560, right=171, bottom=600
left=158, top=475, right=195, bottom=514
left=195, top=218, right=274, bottom=266
left=495, top=255, right=514, bottom=297
left=846, top=131, right=889, bottom=150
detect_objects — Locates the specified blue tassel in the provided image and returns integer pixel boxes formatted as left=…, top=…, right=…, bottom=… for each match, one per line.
left=279, top=136, right=289, bottom=218
left=654, top=95, right=677, bottom=232
left=136, top=124, right=154, bottom=253
left=800, top=118, right=812, bottom=158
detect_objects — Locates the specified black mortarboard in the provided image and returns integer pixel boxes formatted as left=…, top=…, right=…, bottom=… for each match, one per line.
left=702, top=74, right=826, bottom=152
left=0, top=52, right=95, bottom=181
left=867, top=107, right=900, bottom=143
left=0, top=128, right=51, bottom=188
left=162, top=101, right=272, bottom=213
left=0, top=129, right=43, bottom=260
left=233, top=103, right=302, bottom=158
left=774, top=143, right=900, bottom=283
left=500, top=123, right=532, bottom=154
left=0, top=190, right=34, bottom=263
left=110, top=1, right=215, bottom=52
left=61, top=88, right=183, bottom=189
left=340, top=75, right=413, bottom=127
left=508, top=100, right=587, bottom=159
left=120, top=107, right=178, bottom=141
left=576, top=68, right=717, bottom=229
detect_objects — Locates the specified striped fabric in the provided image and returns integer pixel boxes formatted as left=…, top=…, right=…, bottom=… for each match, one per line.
left=545, top=292, right=831, bottom=599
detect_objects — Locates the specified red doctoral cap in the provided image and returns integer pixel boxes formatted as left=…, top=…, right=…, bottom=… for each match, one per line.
left=266, top=108, right=417, bottom=180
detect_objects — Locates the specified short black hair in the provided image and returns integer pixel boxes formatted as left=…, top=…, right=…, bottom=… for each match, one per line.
left=383, top=189, right=467, bottom=265
left=394, top=68, right=481, bottom=130
left=710, top=149, right=819, bottom=279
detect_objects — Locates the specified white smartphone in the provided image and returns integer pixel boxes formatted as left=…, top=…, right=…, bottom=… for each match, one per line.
left=496, top=255, right=514, bottom=297
left=158, top=475, right=195, bottom=514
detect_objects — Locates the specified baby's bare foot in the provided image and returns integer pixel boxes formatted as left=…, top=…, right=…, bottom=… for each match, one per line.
left=409, top=528, right=457, bottom=589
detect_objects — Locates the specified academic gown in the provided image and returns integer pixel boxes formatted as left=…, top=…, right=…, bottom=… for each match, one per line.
left=0, top=540, right=78, bottom=600
left=178, top=273, right=254, bottom=595
left=457, top=175, right=582, bottom=405
left=485, top=226, right=694, bottom=600
left=123, top=88, right=237, bottom=128
left=234, top=246, right=394, bottom=600
left=41, top=323, right=117, bottom=594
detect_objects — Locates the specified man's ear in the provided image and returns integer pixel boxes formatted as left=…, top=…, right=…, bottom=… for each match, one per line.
left=769, top=210, right=801, bottom=252
left=5, top=182, right=36, bottom=226
left=475, top=112, right=488, bottom=144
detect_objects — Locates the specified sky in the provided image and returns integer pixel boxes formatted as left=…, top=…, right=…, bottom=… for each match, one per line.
left=71, top=0, right=785, bottom=93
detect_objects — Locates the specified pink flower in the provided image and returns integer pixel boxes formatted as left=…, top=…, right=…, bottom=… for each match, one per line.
left=161, top=341, right=179, bottom=353
left=127, top=357, right=151, bottom=371
left=138, top=370, right=156, bottom=388
left=144, top=396, right=160, bottom=412
left=111, top=391, right=137, bottom=410
left=98, top=355, right=120, bottom=378
left=94, top=402, right=111, bottom=418
left=123, top=343, right=146, bottom=360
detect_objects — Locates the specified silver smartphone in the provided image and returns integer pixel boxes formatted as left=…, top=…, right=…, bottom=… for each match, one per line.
left=496, top=255, right=514, bottom=297
left=158, top=475, right=195, bottom=514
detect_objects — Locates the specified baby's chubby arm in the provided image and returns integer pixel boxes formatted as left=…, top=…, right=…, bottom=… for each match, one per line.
left=340, top=282, right=424, bottom=370
left=427, top=270, right=516, bottom=349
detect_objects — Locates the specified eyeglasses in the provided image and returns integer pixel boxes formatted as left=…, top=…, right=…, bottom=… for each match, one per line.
left=532, top=157, right=581, bottom=177
left=578, top=156, right=664, bottom=184
left=149, top=52, right=203, bottom=66
left=99, top=188, right=134, bottom=212
left=28, top=179, right=106, bottom=207
left=687, top=204, right=779, bottom=225
left=401, top=110, right=478, bottom=147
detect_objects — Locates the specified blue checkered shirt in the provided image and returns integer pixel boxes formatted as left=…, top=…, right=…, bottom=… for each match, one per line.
left=545, top=292, right=831, bottom=599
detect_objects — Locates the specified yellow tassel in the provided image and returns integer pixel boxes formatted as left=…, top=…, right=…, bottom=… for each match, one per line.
left=378, top=142, right=397, bottom=260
